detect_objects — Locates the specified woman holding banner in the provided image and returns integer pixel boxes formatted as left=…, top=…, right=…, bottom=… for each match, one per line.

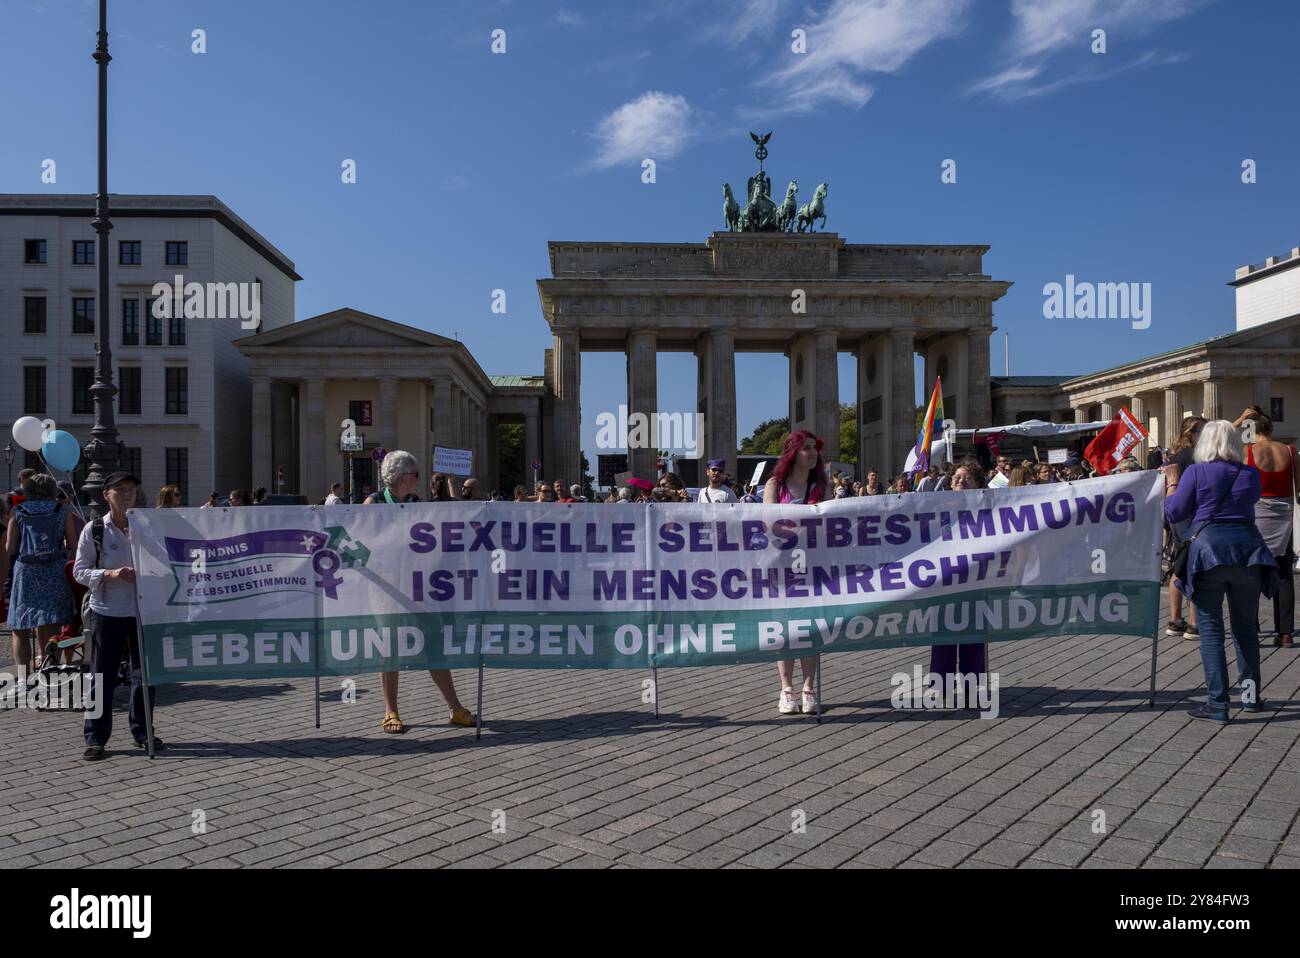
left=365, top=450, right=475, bottom=733
left=764, top=430, right=827, bottom=715
left=930, top=460, right=989, bottom=701
left=1165, top=416, right=1206, bottom=639
left=1165, top=420, right=1277, bottom=721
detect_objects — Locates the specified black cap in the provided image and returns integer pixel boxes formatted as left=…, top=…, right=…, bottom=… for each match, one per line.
left=102, top=471, right=141, bottom=491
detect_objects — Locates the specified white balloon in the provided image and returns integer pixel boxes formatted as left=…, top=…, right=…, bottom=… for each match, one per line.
left=12, top=416, right=45, bottom=452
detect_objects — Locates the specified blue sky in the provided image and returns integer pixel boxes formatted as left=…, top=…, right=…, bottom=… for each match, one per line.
left=2, top=0, right=1298, bottom=469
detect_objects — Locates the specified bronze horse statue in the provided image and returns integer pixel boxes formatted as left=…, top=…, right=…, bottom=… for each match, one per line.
left=723, top=183, right=740, bottom=232
left=796, top=182, right=828, bottom=233
left=777, top=180, right=799, bottom=232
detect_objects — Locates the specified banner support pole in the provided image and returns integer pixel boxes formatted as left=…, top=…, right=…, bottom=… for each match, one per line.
left=313, top=631, right=321, bottom=729
left=815, top=650, right=822, bottom=725
left=134, top=613, right=156, bottom=760
left=1149, top=594, right=1161, bottom=708
left=652, top=661, right=659, bottom=719
left=475, top=656, right=484, bottom=742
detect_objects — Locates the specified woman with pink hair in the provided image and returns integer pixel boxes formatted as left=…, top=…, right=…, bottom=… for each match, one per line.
left=764, top=429, right=828, bottom=715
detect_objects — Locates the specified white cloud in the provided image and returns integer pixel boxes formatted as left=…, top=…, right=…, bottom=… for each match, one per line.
left=747, top=0, right=972, bottom=117
left=591, top=92, right=699, bottom=169
left=973, top=0, right=1211, bottom=99
left=555, top=8, right=585, bottom=27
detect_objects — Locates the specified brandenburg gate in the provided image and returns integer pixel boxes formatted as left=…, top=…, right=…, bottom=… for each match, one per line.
left=537, top=135, right=1012, bottom=483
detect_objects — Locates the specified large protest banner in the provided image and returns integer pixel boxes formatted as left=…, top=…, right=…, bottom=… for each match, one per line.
left=129, top=473, right=1164, bottom=685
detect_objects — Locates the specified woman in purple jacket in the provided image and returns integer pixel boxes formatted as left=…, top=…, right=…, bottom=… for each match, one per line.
left=1164, top=420, right=1278, bottom=722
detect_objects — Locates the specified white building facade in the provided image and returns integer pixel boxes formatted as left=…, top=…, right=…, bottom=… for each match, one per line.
left=0, top=195, right=298, bottom=503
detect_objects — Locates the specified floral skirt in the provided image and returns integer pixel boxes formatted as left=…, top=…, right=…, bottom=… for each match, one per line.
left=8, top=558, right=75, bottom=630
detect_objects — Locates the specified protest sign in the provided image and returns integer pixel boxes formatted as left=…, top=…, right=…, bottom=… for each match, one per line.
left=433, top=446, right=473, bottom=477
left=130, top=473, right=1164, bottom=685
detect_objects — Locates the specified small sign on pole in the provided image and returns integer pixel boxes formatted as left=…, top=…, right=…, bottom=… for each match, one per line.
left=748, top=461, right=766, bottom=490
left=1048, top=448, right=1068, bottom=465
left=434, top=446, right=474, bottom=477
left=372, top=447, right=387, bottom=463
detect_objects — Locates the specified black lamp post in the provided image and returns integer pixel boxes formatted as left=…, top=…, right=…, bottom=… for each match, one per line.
left=80, top=0, right=119, bottom=519
left=4, top=442, right=13, bottom=495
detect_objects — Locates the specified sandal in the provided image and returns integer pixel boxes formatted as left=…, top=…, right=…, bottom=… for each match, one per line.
left=449, top=706, right=476, bottom=727
left=381, top=711, right=405, bottom=734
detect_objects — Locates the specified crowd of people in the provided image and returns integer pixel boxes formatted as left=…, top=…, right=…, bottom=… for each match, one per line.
left=2, top=401, right=1293, bottom=753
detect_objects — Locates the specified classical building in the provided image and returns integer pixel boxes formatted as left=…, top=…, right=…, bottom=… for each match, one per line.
left=537, top=233, right=1010, bottom=483
left=991, top=246, right=1300, bottom=458
left=0, top=194, right=298, bottom=502
left=236, top=308, right=547, bottom=500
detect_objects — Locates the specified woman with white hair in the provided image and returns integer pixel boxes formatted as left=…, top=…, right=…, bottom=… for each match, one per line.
left=1164, top=420, right=1278, bottom=722
left=365, top=450, right=475, bottom=733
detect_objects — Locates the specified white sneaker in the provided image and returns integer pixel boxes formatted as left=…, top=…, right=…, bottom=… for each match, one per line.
left=778, top=688, right=799, bottom=714
left=801, top=690, right=821, bottom=715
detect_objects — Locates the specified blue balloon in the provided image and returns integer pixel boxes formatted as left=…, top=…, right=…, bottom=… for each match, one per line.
left=42, top=429, right=82, bottom=472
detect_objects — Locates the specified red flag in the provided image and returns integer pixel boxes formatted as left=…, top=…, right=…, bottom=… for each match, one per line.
left=1084, top=406, right=1149, bottom=475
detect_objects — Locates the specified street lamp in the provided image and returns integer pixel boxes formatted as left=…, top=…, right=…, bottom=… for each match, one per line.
left=4, top=442, right=13, bottom=495
left=80, top=0, right=120, bottom=520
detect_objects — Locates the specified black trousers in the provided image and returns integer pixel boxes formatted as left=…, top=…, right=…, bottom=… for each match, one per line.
left=83, top=614, right=153, bottom=747
left=1276, top=546, right=1296, bottom=637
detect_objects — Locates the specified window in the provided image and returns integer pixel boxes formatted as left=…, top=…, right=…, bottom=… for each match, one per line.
left=24, top=239, right=46, bottom=264
left=165, top=367, right=188, bottom=414
left=72, top=297, right=95, bottom=334
left=23, top=366, right=46, bottom=414
left=118, top=366, right=141, bottom=414
left=24, top=450, right=41, bottom=471
left=120, top=447, right=142, bottom=482
left=145, top=296, right=163, bottom=345
left=168, top=312, right=186, bottom=346
left=122, top=298, right=139, bottom=345
left=1271, top=398, right=1285, bottom=423
left=72, top=367, right=95, bottom=415
left=118, top=240, right=141, bottom=265
left=165, top=448, right=188, bottom=500
left=795, top=396, right=805, bottom=424
left=72, top=240, right=95, bottom=265
left=24, top=296, right=47, bottom=333
left=165, top=241, right=188, bottom=266
left=348, top=400, right=373, bottom=426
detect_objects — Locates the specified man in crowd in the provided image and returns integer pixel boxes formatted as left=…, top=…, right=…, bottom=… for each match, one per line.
left=324, top=483, right=345, bottom=505
left=460, top=478, right=481, bottom=501
left=987, top=455, right=1013, bottom=488
left=698, top=459, right=737, bottom=503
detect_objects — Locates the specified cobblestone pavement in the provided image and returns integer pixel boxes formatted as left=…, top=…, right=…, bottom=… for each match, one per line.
left=2, top=585, right=1298, bottom=870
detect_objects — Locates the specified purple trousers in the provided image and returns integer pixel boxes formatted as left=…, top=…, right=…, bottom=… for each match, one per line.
left=929, top=643, right=988, bottom=678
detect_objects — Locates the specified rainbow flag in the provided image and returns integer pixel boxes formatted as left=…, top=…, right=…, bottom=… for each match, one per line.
left=904, top=377, right=944, bottom=480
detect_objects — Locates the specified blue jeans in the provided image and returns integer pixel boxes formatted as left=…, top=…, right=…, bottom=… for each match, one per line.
left=1191, top=564, right=1264, bottom=716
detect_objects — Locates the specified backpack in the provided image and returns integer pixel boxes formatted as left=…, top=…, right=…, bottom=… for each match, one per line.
left=79, top=517, right=105, bottom=635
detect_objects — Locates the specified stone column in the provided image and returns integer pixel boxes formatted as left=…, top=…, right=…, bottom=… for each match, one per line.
left=1163, top=388, right=1181, bottom=450
left=889, top=330, right=915, bottom=477
left=524, top=409, right=540, bottom=489
left=1074, top=407, right=1087, bottom=424
left=304, top=377, right=326, bottom=499
left=1201, top=380, right=1220, bottom=421
left=431, top=377, right=453, bottom=450
left=379, top=377, right=398, bottom=452
left=448, top=384, right=462, bottom=455
left=698, top=329, right=737, bottom=469
left=1099, top=400, right=1115, bottom=421
left=553, top=330, right=581, bottom=485
left=814, top=329, right=840, bottom=461
left=1129, top=395, right=1148, bottom=463
left=251, top=376, right=272, bottom=493
left=965, top=327, right=992, bottom=426
left=627, top=329, right=658, bottom=481
left=1254, top=377, right=1271, bottom=412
